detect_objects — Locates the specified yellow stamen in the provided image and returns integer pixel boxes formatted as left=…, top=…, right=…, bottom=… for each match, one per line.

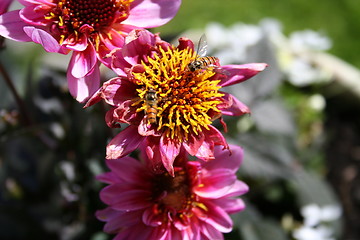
left=132, top=46, right=224, bottom=142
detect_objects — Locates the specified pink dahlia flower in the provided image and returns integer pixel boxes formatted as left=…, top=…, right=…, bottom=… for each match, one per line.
left=0, top=0, right=181, bottom=102
left=85, top=30, right=267, bottom=175
left=96, top=145, right=249, bottom=240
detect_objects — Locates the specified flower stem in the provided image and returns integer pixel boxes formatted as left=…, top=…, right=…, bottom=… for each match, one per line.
left=0, top=60, right=32, bottom=126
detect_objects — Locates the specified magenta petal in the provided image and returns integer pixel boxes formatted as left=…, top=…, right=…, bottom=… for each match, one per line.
left=63, top=33, right=88, bottom=51
left=183, top=133, right=205, bottom=156
left=101, top=78, right=138, bottom=106
left=0, top=0, right=13, bottom=15
left=199, top=222, right=224, bottom=240
left=23, top=26, right=63, bottom=53
left=67, top=63, right=100, bottom=103
left=142, top=208, right=163, bottom=227
left=100, top=185, right=152, bottom=211
left=198, top=201, right=233, bottom=233
left=194, top=169, right=236, bottom=198
left=106, top=157, right=147, bottom=183
left=212, top=198, right=246, bottom=214
left=195, top=126, right=228, bottom=160
left=220, top=63, right=268, bottom=87
left=96, top=172, right=120, bottom=184
left=124, top=0, right=181, bottom=28
left=160, top=137, right=180, bottom=176
left=219, top=92, right=250, bottom=116
left=18, top=0, right=55, bottom=6
left=20, top=4, right=51, bottom=26
left=202, top=145, right=243, bottom=172
left=114, top=223, right=153, bottom=240
left=0, top=10, right=31, bottom=42
left=69, top=43, right=97, bottom=78
left=106, top=125, right=145, bottom=159
left=96, top=208, right=124, bottom=233
left=220, top=180, right=249, bottom=198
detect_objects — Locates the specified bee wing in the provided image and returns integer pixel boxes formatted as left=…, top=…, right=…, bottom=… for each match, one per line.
left=196, top=34, right=208, bottom=57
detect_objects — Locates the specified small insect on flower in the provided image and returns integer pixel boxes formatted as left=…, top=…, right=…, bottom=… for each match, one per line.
left=188, top=34, right=220, bottom=72
left=144, top=88, right=159, bottom=124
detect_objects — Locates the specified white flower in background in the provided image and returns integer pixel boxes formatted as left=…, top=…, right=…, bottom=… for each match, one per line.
left=287, top=58, right=327, bottom=86
left=293, top=225, right=335, bottom=240
left=289, top=30, right=332, bottom=52
left=301, top=204, right=341, bottom=227
left=293, top=204, right=342, bottom=240
left=205, top=22, right=263, bottom=64
left=203, top=19, right=332, bottom=87
left=284, top=30, right=332, bottom=86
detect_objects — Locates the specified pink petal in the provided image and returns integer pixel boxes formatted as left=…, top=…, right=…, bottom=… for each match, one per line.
left=0, top=0, right=13, bottom=15
left=0, top=10, right=31, bottom=42
left=63, top=33, right=88, bottom=51
left=143, top=139, right=167, bottom=175
left=114, top=223, right=153, bottom=240
left=96, top=172, right=120, bottom=184
left=199, top=222, right=224, bottom=240
left=23, top=26, right=63, bottom=53
left=96, top=208, right=125, bottom=233
left=99, top=26, right=128, bottom=51
left=195, top=126, right=228, bottom=160
left=212, top=198, right=246, bottom=214
left=196, top=201, right=233, bottom=233
left=67, top=63, right=100, bottom=103
left=106, top=157, right=149, bottom=183
left=220, top=180, right=249, bottom=198
left=106, top=125, right=145, bottom=159
left=97, top=208, right=143, bottom=233
left=220, top=63, right=268, bottom=87
left=160, top=137, right=181, bottom=176
left=101, top=78, right=138, bottom=106
left=69, top=43, right=97, bottom=78
left=183, top=132, right=205, bottom=156
left=123, top=0, right=182, bottom=28
left=142, top=208, right=163, bottom=227
left=194, top=169, right=237, bottom=198
left=18, top=0, right=55, bottom=6
left=100, top=184, right=152, bottom=211
left=121, top=30, right=156, bottom=65
left=218, top=92, right=250, bottom=116
left=202, top=145, right=243, bottom=172
left=177, top=37, right=195, bottom=51
left=20, top=4, right=51, bottom=26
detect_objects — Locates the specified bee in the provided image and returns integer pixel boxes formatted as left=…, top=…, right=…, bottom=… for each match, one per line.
left=144, top=88, right=158, bottom=124
left=188, top=34, right=220, bottom=72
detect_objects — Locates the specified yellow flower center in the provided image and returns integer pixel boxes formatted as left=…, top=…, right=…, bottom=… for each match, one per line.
left=132, top=46, right=224, bottom=142
left=44, top=0, right=133, bottom=44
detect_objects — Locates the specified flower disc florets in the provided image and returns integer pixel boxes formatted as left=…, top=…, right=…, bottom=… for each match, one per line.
left=132, top=46, right=224, bottom=141
left=45, top=0, right=133, bottom=46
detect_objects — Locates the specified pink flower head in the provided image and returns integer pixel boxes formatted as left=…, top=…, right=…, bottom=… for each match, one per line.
left=85, top=30, right=267, bottom=175
left=0, top=0, right=181, bottom=102
left=96, top=145, right=249, bottom=240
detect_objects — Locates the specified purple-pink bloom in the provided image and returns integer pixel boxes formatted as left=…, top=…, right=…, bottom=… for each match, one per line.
left=0, top=0, right=181, bottom=102
left=85, top=29, right=267, bottom=175
left=96, top=144, right=249, bottom=240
